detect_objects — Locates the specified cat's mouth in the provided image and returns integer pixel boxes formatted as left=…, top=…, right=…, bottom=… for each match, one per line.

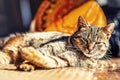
left=83, top=51, right=97, bottom=58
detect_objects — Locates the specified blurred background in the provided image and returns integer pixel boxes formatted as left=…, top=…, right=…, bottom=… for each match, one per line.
left=0, top=0, right=119, bottom=57
left=0, top=0, right=42, bottom=37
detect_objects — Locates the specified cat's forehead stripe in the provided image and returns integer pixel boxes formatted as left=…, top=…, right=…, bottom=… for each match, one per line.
left=76, top=27, right=105, bottom=42
left=88, top=27, right=101, bottom=39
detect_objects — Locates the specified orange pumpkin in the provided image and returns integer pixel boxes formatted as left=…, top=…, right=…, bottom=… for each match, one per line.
left=30, top=0, right=107, bottom=34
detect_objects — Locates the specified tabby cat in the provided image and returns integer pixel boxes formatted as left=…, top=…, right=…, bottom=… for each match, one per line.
left=0, top=16, right=115, bottom=71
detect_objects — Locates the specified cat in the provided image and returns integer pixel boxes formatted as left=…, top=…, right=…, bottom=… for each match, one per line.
left=0, top=16, right=115, bottom=71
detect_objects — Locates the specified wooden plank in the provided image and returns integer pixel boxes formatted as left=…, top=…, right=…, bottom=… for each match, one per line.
left=0, top=58, right=119, bottom=80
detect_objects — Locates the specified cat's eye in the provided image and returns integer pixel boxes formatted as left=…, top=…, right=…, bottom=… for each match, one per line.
left=96, top=42, right=107, bottom=47
left=96, top=42, right=102, bottom=45
left=80, top=38, right=87, bottom=44
left=95, top=42, right=103, bottom=48
left=96, top=42, right=106, bottom=45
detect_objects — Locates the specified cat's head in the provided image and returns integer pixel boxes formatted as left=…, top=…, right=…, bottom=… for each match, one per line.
left=70, top=16, right=114, bottom=59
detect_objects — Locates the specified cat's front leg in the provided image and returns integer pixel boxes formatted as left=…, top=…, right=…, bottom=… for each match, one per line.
left=13, top=53, right=34, bottom=72
left=97, top=60, right=117, bottom=71
left=20, top=47, right=68, bottom=70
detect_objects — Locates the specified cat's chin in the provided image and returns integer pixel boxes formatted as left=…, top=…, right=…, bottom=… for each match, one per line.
left=83, top=52, right=105, bottom=59
left=83, top=52, right=97, bottom=58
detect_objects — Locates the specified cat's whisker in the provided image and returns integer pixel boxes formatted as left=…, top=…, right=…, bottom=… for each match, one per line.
left=102, top=49, right=112, bottom=60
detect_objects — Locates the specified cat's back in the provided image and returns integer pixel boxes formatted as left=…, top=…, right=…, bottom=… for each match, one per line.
left=24, top=32, right=70, bottom=49
left=3, top=32, right=70, bottom=49
left=24, top=32, right=70, bottom=41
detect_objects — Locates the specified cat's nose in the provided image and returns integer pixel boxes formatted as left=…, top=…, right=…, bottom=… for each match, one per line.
left=88, top=46, right=93, bottom=52
left=88, top=44, right=94, bottom=52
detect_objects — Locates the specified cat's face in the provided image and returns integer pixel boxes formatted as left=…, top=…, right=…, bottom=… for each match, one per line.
left=71, top=16, right=114, bottom=59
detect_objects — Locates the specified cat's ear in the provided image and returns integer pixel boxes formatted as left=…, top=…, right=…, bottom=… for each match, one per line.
left=103, top=23, right=115, bottom=39
left=77, top=16, right=90, bottom=31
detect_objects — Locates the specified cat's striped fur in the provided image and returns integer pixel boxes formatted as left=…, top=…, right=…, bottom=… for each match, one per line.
left=0, top=16, right=115, bottom=71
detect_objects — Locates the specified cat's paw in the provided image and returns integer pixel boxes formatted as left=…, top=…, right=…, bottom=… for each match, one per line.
left=17, top=63, right=35, bottom=72
left=97, top=60, right=108, bottom=71
left=107, top=62, right=117, bottom=71
left=97, top=60, right=117, bottom=71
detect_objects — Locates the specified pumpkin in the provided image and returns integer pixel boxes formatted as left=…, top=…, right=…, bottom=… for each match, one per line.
left=30, top=0, right=107, bottom=34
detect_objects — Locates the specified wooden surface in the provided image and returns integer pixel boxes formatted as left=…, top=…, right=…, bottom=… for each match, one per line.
left=0, top=58, right=120, bottom=80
